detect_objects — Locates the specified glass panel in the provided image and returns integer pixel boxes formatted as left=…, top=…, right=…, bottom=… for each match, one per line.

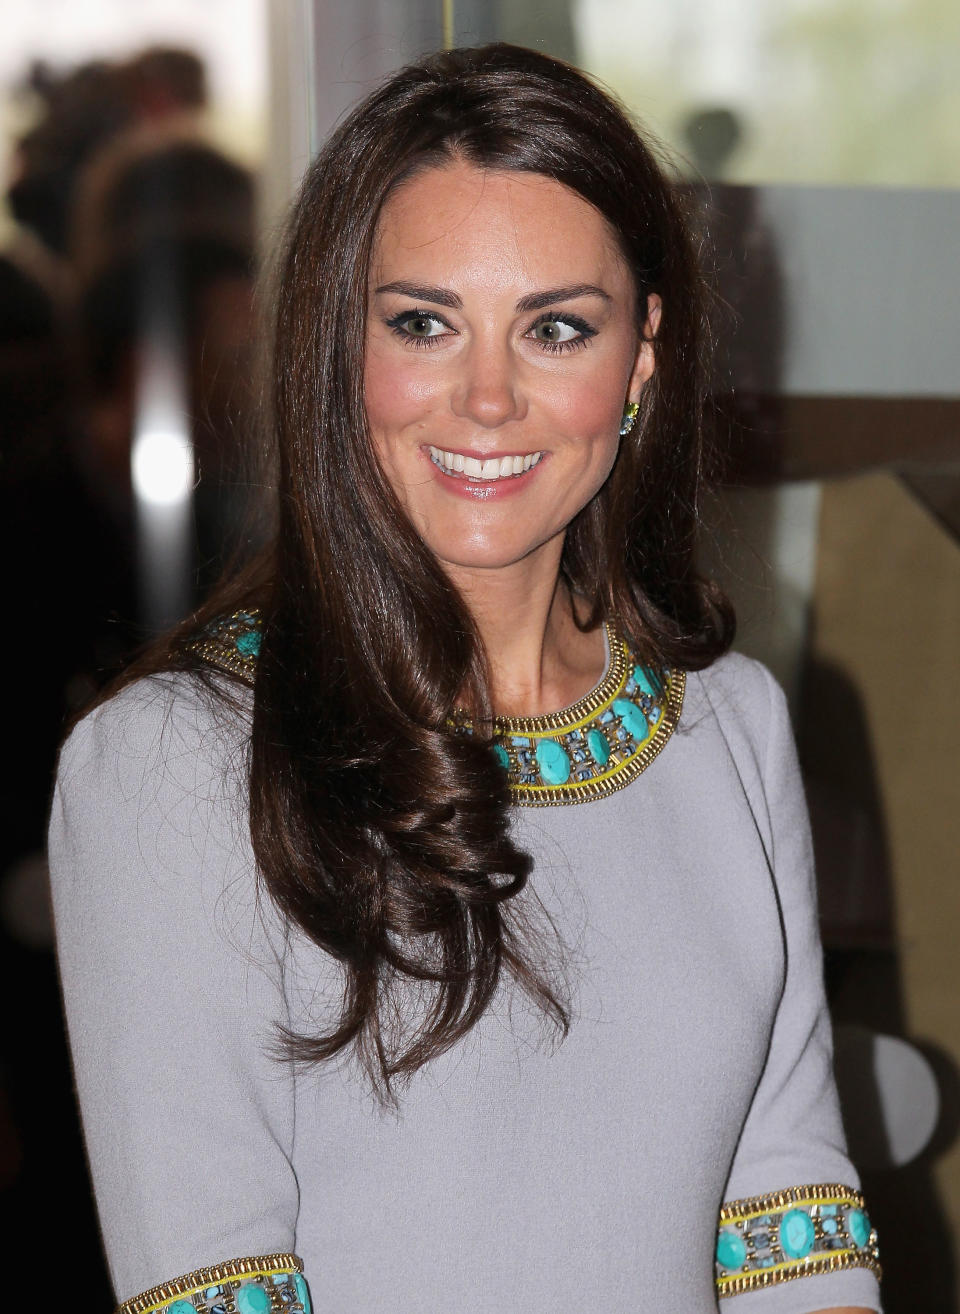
left=574, top=0, right=960, bottom=186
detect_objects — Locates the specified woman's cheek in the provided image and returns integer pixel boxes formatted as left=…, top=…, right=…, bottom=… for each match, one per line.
left=365, top=352, right=444, bottom=431
left=548, top=377, right=624, bottom=457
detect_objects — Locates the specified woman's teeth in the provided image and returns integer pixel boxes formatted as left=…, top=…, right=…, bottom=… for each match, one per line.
left=428, top=446, right=543, bottom=479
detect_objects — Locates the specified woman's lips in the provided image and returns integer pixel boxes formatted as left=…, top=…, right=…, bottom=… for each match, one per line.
left=423, top=444, right=547, bottom=500
left=428, top=444, right=544, bottom=480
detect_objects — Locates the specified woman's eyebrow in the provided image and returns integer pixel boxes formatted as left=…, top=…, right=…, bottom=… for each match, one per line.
left=515, top=284, right=611, bottom=312
left=374, top=280, right=462, bottom=308
left=373, top=281, right=612, bottom=313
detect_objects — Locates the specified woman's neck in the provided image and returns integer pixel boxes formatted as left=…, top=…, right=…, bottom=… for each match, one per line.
left=447, top=548, right=606, bottom=719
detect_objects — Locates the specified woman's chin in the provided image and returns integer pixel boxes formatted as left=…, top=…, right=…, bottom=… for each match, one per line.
left=428, top=536, right=559, bottom=576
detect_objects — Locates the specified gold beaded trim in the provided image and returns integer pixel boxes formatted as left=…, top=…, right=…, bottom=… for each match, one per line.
left=720, top=1181, right=867, bottom=1222
left=717, top=1248, right=882, bottom=1298
left=183, top=609, right=261, bottom=683
left=184, top=612, right=684, bottom=806
left=490, top=622, right=629, bottom=733
left=457, top=624, right=683, bottom=806
left=115, top=1252, right=302, bottom=1314
left=502, top=667, right=683, bottom=807
left=716, top=1184, right=881, bottom=1299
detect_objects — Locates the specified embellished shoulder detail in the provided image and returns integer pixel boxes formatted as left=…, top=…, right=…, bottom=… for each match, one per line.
left=715, top=1183, right=880, bottom=1298
left=452, top=621, right=684, bottom=806
left=115, top=1252, right=310, bottom=1314
left=183, top=609, right=262, bottom=685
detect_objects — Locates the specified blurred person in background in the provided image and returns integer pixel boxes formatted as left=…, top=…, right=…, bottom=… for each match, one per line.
left=6, top=46, right=207, bottom=271
left=71, top=127, right=258, bottom=594
left=0, top=45, right=257, bottom=1300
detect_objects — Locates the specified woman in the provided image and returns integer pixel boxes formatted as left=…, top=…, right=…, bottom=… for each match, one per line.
left=50, top=44, right=881, bottom=1314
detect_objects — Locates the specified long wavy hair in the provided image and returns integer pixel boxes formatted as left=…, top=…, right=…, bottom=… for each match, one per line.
left=124, top=44, right=733, bottom=1096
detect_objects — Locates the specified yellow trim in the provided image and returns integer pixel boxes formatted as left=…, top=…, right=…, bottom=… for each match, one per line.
left=187, top=613, right=682, bottom=807
left=716, top=1246, right=858, bottom=1287
left=511, top=658, right=631, bottom=739
left=715, top=1184, right=880, bottom=1299
left=719, top=1182, right=865, bottom=1222
left=115, top=1253, right=302, bottom=1314
left=517, top=703, right=662, bottom=788
left=717, top=1250, right=881, bottom=1298
left=724, top=1193, right=857, bottom=1225
left=509, top=669, right=684, bottom=808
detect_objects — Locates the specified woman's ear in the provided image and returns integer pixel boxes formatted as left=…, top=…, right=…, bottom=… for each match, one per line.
left=627, top=293, right=662, bottom=403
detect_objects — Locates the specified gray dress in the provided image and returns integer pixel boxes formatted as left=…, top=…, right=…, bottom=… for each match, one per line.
left=49, top=645, right=882, bottom=1313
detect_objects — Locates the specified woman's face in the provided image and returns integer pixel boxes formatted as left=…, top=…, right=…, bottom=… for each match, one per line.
left=364, top=161, right=657, bottom=576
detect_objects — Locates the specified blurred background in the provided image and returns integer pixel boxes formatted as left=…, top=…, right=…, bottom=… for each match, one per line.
left=1, top=1, right=957, bottom=1309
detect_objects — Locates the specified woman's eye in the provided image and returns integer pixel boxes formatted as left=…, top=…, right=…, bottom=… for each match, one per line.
left=403, top=314, right=442, bottom=337
left=531, top=319, right=580, bottom=344
left=527, top=314, right=596, bottom=350
left=388, top=311, right=447, bottom=341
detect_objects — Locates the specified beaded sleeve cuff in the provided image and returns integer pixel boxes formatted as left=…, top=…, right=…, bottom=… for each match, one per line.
left=114, top=1254, right=310, bottom=1314
left=715, top=1184, right=881, bottom=1298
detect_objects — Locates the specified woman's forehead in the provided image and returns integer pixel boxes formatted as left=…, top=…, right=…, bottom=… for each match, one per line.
left=369, top=161, right=629, bottom=296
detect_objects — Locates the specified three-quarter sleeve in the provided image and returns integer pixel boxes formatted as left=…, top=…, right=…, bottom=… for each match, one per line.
left=715, top=667, right=881, bottom=1312
left=49, top=676, right=305, bottom=1310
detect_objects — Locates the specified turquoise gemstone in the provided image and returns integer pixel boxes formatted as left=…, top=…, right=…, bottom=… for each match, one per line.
left=847, top=1208, right=870, bottom=1248
left=236, top=630, right=261, bottom=656
left=294, top=1273, right=312, bottom=1314
left=586, top=728, right=610, bottom=766
left=633, top=665, right=658, bottom=696
left=535, top=737, right=570, bottom=785
left=779, top=1208, right=815, bottom=1259
left=716, top=1227, right=747, bottom=1270
left=493, top=743, right=510, bottom=770
left=237, top=1285, right=270, bottom=1314
left=612, top=697, right=649, bottom=742
left=168, top=1303, right=195, bottom=1314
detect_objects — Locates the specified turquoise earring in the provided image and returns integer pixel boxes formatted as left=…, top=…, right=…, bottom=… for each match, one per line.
left=619, top=401, right=639, bottom=437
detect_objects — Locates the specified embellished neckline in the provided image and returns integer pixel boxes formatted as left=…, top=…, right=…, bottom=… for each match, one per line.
left=183, top=608, right=262, bottom=682
left=184, top=610, right=684, bottom=806
left=451, top=621, right=684, bottom=806
left=487, top=620, right=619, bottom=734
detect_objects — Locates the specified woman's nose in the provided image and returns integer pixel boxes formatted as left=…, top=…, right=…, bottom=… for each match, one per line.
left=450, top=340, right=526, bottom=429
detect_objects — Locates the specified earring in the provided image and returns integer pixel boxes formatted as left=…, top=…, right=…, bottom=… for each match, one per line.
left=619, top=402, right=639, bottom=437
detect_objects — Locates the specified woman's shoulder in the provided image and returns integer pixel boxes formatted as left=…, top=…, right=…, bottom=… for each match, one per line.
left=61, top=604, right=262, bottom=771
left=676, top=653, right=808, bottom=877
left=682, top=648, right=793, bottom=775
left=49, top=665, right=286, bottom=1023
left=57, top=667, right=253, bottom=805
left=689, top=647, right=782, bottom=714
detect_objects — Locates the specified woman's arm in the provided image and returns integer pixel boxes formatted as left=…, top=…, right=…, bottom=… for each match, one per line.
left=709, top=662, right=882, bottom=1313
left=49, top=675, right=305, bottom=1309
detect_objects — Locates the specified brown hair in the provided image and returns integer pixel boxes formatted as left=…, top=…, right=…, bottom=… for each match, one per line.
left=123, top=44, right=733, bottom=1096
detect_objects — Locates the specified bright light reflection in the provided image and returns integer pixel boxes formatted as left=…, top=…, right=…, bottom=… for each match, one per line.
left=132, top=429, right=194, bottom=506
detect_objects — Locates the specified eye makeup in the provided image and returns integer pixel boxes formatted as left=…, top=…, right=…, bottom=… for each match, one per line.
left=383, top=307, right=599, bottom=353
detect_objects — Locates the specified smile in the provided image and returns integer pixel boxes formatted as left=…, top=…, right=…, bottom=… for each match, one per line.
left=428, top=446, right=544, bottom=480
